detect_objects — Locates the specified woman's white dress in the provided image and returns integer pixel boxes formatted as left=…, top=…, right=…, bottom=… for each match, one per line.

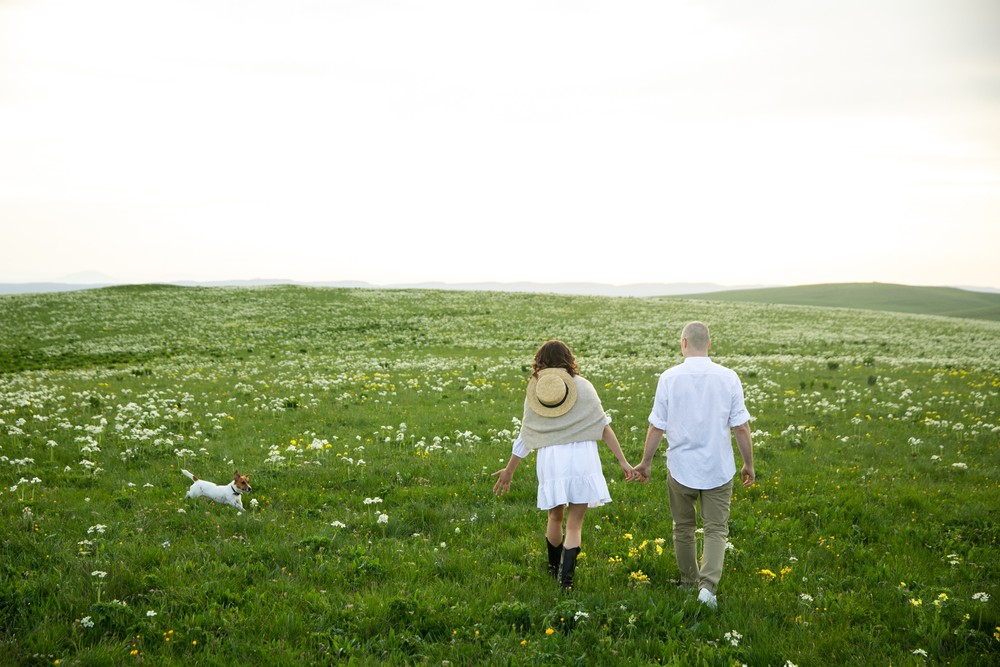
left=511, top=416, right=613, bottom=510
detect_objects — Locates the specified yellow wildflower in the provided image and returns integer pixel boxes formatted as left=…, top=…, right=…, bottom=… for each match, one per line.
left=630, top=570, right=651, bottom=585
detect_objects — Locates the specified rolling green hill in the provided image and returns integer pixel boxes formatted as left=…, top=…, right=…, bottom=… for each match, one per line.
left=664, top=282, right=1000, bottom=321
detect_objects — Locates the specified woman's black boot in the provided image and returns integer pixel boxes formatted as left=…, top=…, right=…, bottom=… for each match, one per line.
left=560, top=546, right=581, bottom=590
left=546, top=539, right=563, bottom=578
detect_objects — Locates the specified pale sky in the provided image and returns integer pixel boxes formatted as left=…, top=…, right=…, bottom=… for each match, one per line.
left=2, top=0, right=999, bottom=288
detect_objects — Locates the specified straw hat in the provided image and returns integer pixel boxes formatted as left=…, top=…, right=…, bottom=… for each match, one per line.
left=526, top=368, right=578, bottom=417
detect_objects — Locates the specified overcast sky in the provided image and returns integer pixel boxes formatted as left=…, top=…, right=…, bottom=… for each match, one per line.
left=2, top=0, right=999, bottom=288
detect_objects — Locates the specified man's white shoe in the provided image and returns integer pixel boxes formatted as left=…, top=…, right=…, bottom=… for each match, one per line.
left=697, top=587, right=718, bottom=611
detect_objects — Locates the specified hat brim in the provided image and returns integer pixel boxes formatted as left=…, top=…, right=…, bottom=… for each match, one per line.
left=526, top=368, right=578, bottom=417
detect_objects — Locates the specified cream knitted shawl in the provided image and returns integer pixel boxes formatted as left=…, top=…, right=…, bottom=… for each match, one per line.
left=518, top=375, right=607, bottom=450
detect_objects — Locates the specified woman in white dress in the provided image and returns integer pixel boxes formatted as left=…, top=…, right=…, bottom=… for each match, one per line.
left=492, top=340, right=637, bottom=589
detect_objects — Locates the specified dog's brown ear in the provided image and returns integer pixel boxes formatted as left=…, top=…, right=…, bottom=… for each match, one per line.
left=233, top=470, right=240, bottom=479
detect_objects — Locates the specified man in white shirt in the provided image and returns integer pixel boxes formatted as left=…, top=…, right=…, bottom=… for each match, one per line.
left=634, top=321, right=755, bottom=611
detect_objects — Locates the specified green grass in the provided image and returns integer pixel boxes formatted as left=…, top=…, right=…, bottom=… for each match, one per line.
left=665, top=282, right=1000, bottom=321
left=1, top=285, right=998, bottom=665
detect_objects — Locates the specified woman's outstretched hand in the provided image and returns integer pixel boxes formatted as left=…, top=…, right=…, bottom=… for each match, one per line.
left=491, top=468, right=514, bottom=496
left=491, top=455, right=522, bottom=496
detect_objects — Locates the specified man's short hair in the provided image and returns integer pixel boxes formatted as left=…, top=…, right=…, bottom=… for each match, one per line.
left=682, top=321, right=711, bottom=351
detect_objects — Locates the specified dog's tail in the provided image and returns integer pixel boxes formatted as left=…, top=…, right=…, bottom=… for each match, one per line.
left=181, top=469, right=199, bottom=481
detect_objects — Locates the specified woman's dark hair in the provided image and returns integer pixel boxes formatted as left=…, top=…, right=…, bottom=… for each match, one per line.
left=532, top=340, right=578, bottom=378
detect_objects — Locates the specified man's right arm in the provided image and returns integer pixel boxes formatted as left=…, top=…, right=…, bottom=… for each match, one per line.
left=732, top=421, right=754, bottom=488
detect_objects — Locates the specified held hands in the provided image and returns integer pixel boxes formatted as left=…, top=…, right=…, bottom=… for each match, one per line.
left=620, top=462, right=640, bottom=482
left=631, top=461, right=652, bottom=484
left=741, top=464, right=756, bottom=488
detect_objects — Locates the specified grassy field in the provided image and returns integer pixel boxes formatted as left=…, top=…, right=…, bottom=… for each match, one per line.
left=1, top=285, right=998, bottom=666
left=667, top=283, right=1000, bottom=321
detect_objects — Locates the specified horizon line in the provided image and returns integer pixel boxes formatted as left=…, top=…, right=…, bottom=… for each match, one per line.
left=2, top=277, right=999, bottom=297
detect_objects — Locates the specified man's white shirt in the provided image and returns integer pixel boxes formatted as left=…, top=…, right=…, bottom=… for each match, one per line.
left=648, top=357, right=751, bottom=490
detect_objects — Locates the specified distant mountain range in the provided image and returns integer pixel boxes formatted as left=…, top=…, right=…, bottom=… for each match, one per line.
left=0, top=279, right=761, bottom=297
left=2, top=279, right=999, bottom=320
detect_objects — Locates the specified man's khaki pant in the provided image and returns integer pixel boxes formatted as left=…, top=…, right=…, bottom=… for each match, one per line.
left=668, top=473, right=733, bottom=594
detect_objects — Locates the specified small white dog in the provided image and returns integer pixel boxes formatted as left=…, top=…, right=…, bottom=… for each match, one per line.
left=181, top=469, right=252, bottom=511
